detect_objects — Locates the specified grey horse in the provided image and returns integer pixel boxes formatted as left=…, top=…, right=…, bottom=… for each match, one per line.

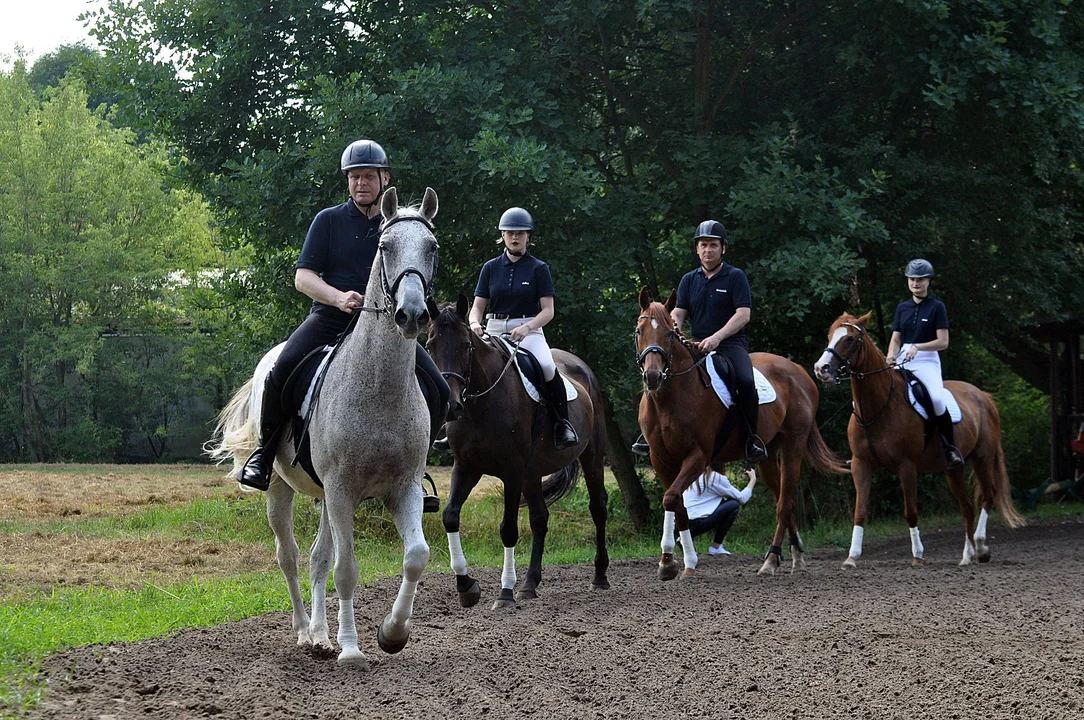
left=208, top=187, right=439, bottom=668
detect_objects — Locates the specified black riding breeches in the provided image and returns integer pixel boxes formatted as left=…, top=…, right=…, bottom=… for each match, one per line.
left=714, top=341, right=759, bottom=434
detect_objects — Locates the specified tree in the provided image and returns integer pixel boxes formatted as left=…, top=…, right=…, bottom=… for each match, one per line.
left=0, top=63, right=222, bottom=460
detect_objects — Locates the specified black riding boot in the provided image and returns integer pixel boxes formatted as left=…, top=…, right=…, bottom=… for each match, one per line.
left=935, top=410, right=965, bottom=470
left=631, top=434, right=650, bottom=457
left=739, top=391, right=768, bottom=462
left=431, top=427, right=451, bottom=453
left=545, top=375, right=579, bottom=450
left=238, top=377, right=286, bottom=491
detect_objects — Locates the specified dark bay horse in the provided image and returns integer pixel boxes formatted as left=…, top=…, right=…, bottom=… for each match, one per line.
left=636, top=288, right=847, bottom=577
left=424, top=294, right=609, bottom=609
left=813, top=312, right=1025, bottom=568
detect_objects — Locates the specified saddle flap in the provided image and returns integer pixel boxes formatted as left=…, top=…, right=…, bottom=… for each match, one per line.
left=705, top=353, right=776, bottom=407
left=901, top=372, right=963, bottom=423
left=493, top=335, right=578, bottom=403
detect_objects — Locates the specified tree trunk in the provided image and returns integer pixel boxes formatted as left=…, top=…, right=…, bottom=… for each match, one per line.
left=602, top=394, right=650, bottom=532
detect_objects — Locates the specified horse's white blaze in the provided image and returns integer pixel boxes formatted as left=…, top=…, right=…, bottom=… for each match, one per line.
left=679, top=528, right=697, bottom=570
left=661, top=511, right=676, bottom=554
left=849, top=525, right=864, bottom=560
left=975, top=508, right=989, bottom=541
left=447, top=531, right=468, bottom=576
left=814, top=327, right=849, bottom=378
left=910, top=526, right=924, bottom=559
left=651, top=318, right=659, bottom=329
left=501, top=547, right=517, bottom=590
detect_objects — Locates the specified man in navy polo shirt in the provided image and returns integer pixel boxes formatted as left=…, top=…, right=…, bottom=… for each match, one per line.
left=237, top=138, right=448, bottom=489
left=674, top=220, right=767, bottom=462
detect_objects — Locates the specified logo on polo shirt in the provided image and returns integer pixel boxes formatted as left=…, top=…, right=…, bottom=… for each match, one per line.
left=715, top=288, right=727, bottom=293
left=921, top=318, right=928, bottom=322
left=521, top=281, right=531, bottom=285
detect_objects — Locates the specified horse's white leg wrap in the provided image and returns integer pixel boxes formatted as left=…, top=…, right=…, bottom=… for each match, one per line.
left=447, top=531, right=468, bottom=576
left=975, top=508, right=989, bottom=543
left=501, top=547, right=517, bottom=590
left=661, top=511, right=676, bottom=554
left=960, top=535, right=976, bottom=565
left=679, top=528, right=697, bottom=570
left=848, top=525, right=864, bottom=560
left=910, top=526, right=924, bottom=559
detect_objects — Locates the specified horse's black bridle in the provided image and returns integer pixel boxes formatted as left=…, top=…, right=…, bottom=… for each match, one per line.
left=634, top=313, right=709, bottom=386
left=439, top=330, right=518, bottom=402
left=358, top=214, right=438, bottom=316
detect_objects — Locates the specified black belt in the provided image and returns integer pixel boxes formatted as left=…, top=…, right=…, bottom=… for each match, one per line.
left=487, top=313, right=531, bottom=320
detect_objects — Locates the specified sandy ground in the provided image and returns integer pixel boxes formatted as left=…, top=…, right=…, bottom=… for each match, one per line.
left=28, top=517, right=1084, bottom=720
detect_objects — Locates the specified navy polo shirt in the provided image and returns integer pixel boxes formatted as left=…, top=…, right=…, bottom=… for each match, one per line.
left=676, top=263, right=752, bottom=345
left=295, top=200, right=382, bottom=315
left=474, top=252, right=556, bottom=317
left=892, top=295, right=949, bottom=344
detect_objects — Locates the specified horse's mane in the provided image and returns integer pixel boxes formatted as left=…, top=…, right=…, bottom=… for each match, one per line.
left=645, top=301, right=700, bottom=356
left=830, top=311, right=888, bottom=362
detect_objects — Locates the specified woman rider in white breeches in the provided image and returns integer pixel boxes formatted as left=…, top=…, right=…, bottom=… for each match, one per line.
left=886, top=258, right=964, bottom=469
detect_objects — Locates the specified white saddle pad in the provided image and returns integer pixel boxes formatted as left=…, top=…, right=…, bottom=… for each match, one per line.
left=705, top=353, right=777, bottom=407
left=906, top=385, right=963, bottom=423
left=252, top=342, right=332, bottom=421
left=495, top=337, right=578, bottom=403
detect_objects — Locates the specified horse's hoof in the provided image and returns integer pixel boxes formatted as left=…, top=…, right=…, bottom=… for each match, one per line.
left=841, top=557, right=857, bottom=569
left=977, top=550, right=991, bottom=564
left=337, top=647, right=370, bottom=669
left=757, top=558, right=780, bottom=576
left=792, top=552, right=808, bottom=573
left=516, top=587, right=538, bottom=602
left=658, top=561, right=680, bottom=582
left=457, top=578, right=482, bottom=608
left=680, top=568, right=697, bottom=580
left=591, top=578, right=610, bottom=591
left=912, top=557, right=926, bottom=568
left=377, top=615, right=410, bottom=655
left=492, top=588, right=516, bottom=610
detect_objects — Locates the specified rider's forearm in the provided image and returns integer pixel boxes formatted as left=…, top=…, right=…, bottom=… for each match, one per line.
left=914, top=338, right=949, bottom=352
left=526, top=306, right=554, bottom=331
left=295, top=269, right=350, bottom=307
left=711, top=309, right=750, bottom=343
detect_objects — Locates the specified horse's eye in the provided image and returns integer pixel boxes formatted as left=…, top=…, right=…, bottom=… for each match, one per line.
left=379, top=240, right=388, bottom=250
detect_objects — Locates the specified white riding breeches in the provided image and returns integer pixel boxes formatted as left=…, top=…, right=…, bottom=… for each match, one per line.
left=897, top=347, right=948, bottom=416
left=486, top=317, right=557, bottom=381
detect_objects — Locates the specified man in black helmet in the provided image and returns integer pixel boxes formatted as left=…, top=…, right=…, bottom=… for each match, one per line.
left=673, top=220, right=767, bottom=461
left=237, top=138, right=448, bottom=490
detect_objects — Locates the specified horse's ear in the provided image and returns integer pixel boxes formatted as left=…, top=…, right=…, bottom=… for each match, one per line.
left=856, top=311, right=873, bottom=328
left=664, top=289, right=677, bottom=313
left=426, top=296, right=440, bottom=323
left=638, top=285, right=651, bottom=310
left=456, top=292, right=469, bottom=318
left=420, top=187, right=438, bottom=222
left=381, top=186, right=399, bottom=220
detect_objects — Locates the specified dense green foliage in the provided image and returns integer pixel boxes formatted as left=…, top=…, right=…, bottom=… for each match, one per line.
left=0, top=64, right=238, bottom=461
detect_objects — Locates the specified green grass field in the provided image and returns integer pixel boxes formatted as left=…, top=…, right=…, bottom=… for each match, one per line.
left=1, top=463, right=1080, bottom=716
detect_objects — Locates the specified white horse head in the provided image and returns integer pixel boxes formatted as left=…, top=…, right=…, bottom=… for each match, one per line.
left=377, top=186, right=439, bottom=339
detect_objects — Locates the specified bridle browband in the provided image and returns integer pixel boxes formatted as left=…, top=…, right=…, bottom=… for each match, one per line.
left=358, top=213, right=438, bottom=316
left=635, top=313, right=709, bottom=385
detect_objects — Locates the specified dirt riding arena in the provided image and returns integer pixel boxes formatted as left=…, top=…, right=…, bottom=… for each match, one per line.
left=30, top=518, right=1084, bottom=720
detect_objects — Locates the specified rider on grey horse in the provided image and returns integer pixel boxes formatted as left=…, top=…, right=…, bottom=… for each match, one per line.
left=238, top=139, right=449, bottom=490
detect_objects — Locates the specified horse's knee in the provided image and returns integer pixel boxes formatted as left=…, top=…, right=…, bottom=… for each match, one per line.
left=442, top=505, right=461, bottom=532
left=661, top=490, right=683, bottom=512
left=403, top=542, right=430, bottom=580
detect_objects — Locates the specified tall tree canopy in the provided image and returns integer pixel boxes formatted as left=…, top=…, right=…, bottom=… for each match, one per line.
left=89, top=0, right=1084, bottom=495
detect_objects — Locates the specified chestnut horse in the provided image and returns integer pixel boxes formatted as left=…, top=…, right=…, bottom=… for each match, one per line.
left=813, top=312, right=1025, bottom=568
left=424, top=294, right=609, bottom=609
left=636, top=288, right=847, bottom=577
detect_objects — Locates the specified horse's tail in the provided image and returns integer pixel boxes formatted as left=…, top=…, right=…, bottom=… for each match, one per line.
left=522, top=459, right=581, bottom=508
left=204, top=378, right=258, bottom=482
left=804, top=421, right=850, bottom=475
left=982, top=405, right=1026, bottom=529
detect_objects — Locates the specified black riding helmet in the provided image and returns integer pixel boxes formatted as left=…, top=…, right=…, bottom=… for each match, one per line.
left=340, top=139, right=390, bottom=173
left=498, top=207, right=534, bottom=232
left=693, top=219, right=728, bottom=251
left=904, top=258, right=934, bottom=278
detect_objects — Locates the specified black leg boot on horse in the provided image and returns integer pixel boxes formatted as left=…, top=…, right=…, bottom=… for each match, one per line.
left=545, top=375, right=579, bottom=450
left=935, top=410, right=965, bottom=469
left=238, top=377, right=287, bottom=491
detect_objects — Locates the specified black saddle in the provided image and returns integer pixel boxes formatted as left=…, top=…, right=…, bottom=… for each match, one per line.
left=899, top=367, right=938, bottom=443
left=278, top=342, right=447, bottom=488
